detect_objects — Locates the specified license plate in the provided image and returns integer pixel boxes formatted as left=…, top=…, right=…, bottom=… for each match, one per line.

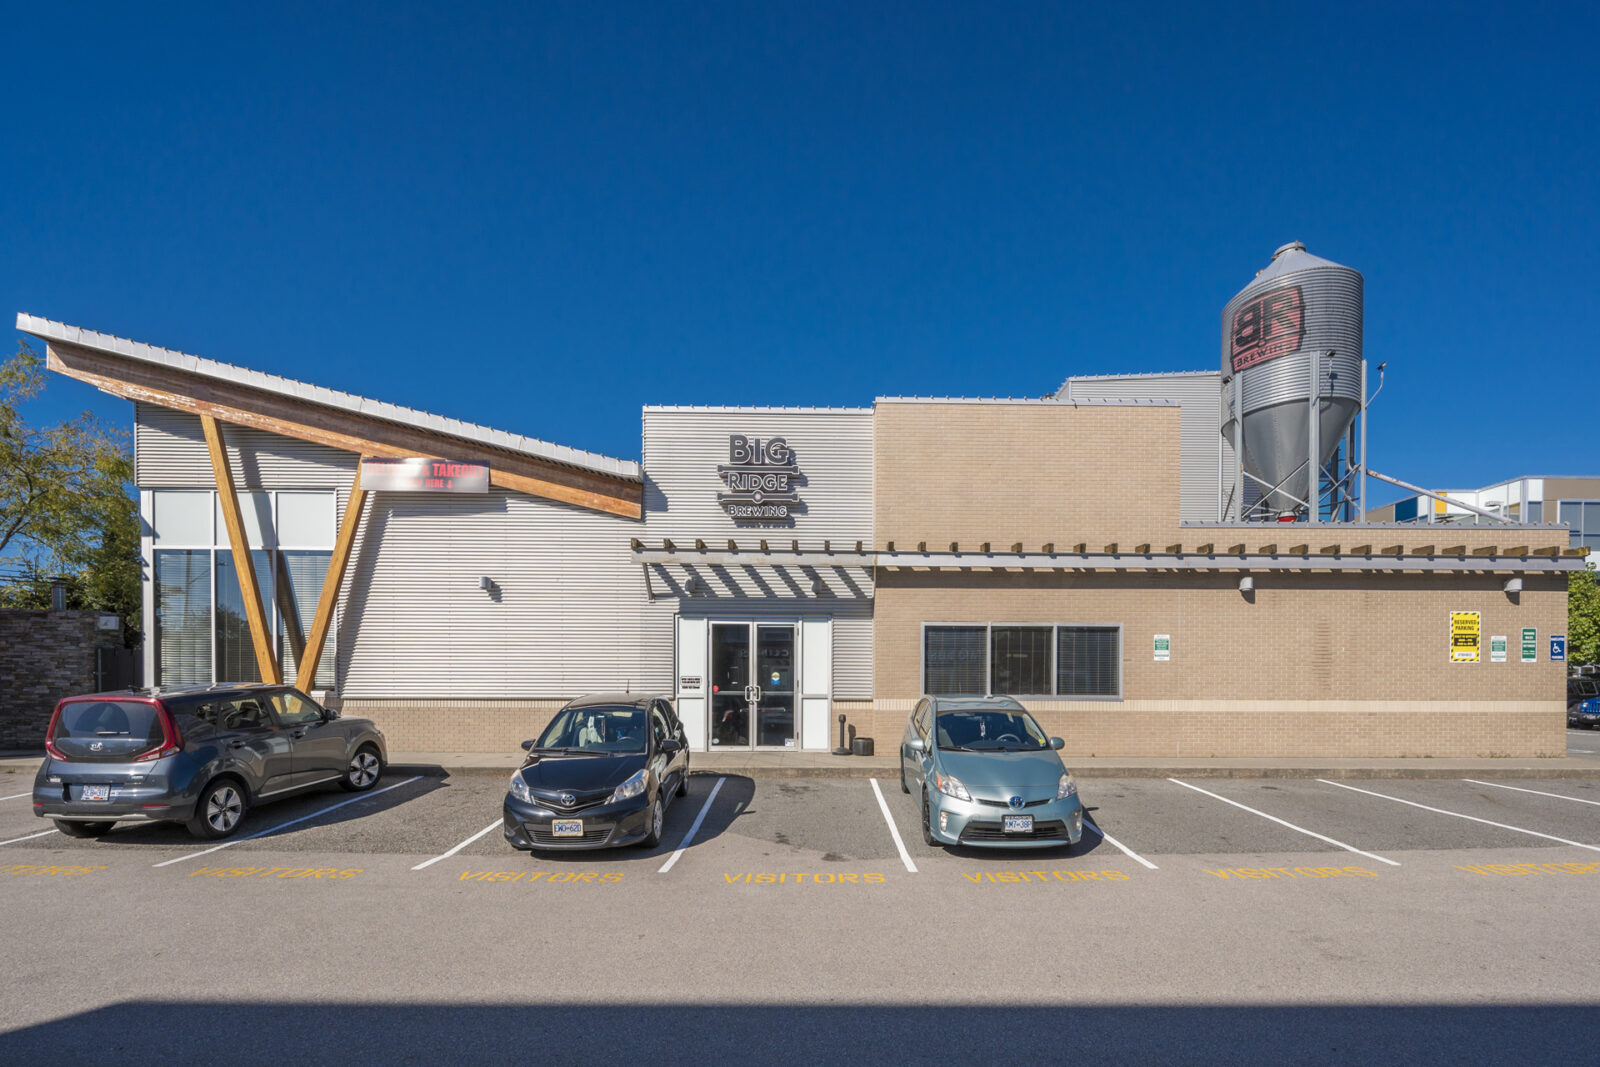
left=1002, top=814, right=1033, bottom=834
left=551, top=819, right=583, bottom=837
left=81, top=784, right=111, bottom=802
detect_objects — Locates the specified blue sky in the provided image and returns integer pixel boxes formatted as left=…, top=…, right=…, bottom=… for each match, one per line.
left=5, top=1, right=1596, bottom=496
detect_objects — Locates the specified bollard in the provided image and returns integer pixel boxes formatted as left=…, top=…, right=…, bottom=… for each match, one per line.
left=832, top=714, right=851, bottom=756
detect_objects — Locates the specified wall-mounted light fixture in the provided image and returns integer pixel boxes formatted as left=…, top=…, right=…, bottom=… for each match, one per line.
left=1504, top=577, right=1523, bottom=594
left=1238, top=575, right=1254, bottom=594
left=478, top=576, right=494, bottom=592
left=811, top=578, right=828, bottom=596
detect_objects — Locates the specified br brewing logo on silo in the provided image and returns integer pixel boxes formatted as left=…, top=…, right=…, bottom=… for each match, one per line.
left=1230, top=283, right=1306, bottom=372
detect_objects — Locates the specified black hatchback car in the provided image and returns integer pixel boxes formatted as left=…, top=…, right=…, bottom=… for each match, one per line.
left=503, top=693, right=690, bottom=851
left=34, top=683, right=388, bottom=840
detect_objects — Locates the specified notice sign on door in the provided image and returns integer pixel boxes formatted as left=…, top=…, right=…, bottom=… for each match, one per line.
left=360, top=457, right=490, bottom=493
left=1450, top=611, right=1481, bottom=663
left=1489, top=636, right=1507, bottom=663
left=1521, top=628, right=1538, bottom=663
left=1153, top=634, right=1171, bottom=662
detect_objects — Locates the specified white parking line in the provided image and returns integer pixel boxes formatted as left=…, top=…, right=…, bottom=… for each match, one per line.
left=0, top=791, right=34, bottom=802
left=1170, top=778, right=1400, bottom=866
left=0, top=828, right=59, bottom=846
left=412, top=819, right=503, bottom=871
left=1082, top=814, right=1158, bottom=870
left=152, top=775, right=423, bottom=868
left=658, top=776, right=724, bottom=874
left=869, top=779, right=918, bottom=874
left=1462, top=779, right=1600, bottom=808
left=1319, top=779, right=1600, bottom=853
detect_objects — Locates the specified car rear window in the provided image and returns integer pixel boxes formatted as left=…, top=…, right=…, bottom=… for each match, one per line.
left=55, top=700, right=164, bottom=747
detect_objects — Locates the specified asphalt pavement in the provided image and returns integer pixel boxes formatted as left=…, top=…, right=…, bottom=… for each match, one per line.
left=4, top=764, right=1600, bottom=1062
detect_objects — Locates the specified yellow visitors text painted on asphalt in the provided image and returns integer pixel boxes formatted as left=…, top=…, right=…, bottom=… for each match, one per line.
left=962, top=870, right=1131, bottom=884
left=1456, top=861, right=1600, bottom=877
left=1204, top=866, right=1378, bottom=880
left=188, top=866, right=363, bottom=878
left=458, top=871, right=624, bottom=883
left=0, top=863, right=108, bottom=877
left=724, top=873, right=886, bottom=884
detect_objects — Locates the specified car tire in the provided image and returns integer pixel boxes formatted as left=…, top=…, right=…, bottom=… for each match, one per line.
left=187, top=778, right=247, bottom=840
left=340, top=744, right=384, bottom=792
left=642, top=794, right=665, bottom=849
left=921, top=792, right=937, bottom=847
left=54, top=820, right=114, bottom=838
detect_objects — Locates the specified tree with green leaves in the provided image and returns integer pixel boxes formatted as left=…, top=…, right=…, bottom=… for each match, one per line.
left=0, top=341, right=139, bottom=641
left=1571, top=562, right=1600, bottom=667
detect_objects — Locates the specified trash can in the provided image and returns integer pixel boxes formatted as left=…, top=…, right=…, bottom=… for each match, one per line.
left=851, top=737, right=874, bottom=757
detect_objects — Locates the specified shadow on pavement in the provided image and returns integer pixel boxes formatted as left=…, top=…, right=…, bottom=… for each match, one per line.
left=2, top=1001, right=1594, bottom=1063
left=515, top=774, right=756, bottom=864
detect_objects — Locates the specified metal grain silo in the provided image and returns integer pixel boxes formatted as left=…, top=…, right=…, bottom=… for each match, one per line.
left=1220, top=242, right=1363, bottom=516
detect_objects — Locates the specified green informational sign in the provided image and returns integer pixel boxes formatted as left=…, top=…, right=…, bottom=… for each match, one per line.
left=1490, top=636, right=1507, bottom=663
left=1521, top=627, right=1537, bottom=663
left=1153, top=634, right=1171, bottom=662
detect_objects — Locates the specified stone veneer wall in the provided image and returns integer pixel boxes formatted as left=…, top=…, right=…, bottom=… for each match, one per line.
left=0, top=611, right=124, bottom=750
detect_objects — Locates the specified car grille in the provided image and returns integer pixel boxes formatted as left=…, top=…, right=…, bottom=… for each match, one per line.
left=975, top=796, right=1052, bottom=809
left=960, top=819, right=1069, bottom=843
left=532, top=792, right=610, bottom=815
left=527, top=823, right=613, bottom=846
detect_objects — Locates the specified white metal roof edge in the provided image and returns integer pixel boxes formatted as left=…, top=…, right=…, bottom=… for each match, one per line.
left=875, top=395, right=1179, bottom=407
left=642, top=404, right=873, bottom=414
left=17, top=314, right=642, bottom=481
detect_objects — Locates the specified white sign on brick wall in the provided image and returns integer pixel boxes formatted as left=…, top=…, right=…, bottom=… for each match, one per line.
left=1153, top=634, right=1171, bottom=662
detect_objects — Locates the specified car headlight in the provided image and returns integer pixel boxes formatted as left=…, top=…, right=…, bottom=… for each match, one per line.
left=508, top=771, right=534, bottom=804
left=1057, top=773, right=1078, bottom=800
left=934, top=771, right=971, bottom=802
left=607, top=769, right=649, bottom=805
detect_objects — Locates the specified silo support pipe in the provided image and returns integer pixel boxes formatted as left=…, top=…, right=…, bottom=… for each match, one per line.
left=1367, top=470, right=1516, bottom=524
left=1241, top=462, right=1313, bottom=518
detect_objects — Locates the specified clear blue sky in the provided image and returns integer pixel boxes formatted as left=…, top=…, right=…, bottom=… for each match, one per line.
left=5, top=1, right=1596, bottom=496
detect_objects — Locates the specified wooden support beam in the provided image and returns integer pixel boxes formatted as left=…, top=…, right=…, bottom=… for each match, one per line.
left=1350, top=544, right=1372, bottom=555
left=1227, top=543, right=1245, bottom=554
left=202, top=415, right=280, bottom=685
left=1382, top=544, right=1403, bottom=556
left=1166, top=543, right=1182, bottom=554
left=1288, top=544, right=1308, bottom=555
left=1011, top=542, right=1023, bottom=554
left=1504, top=545, right=1528, bottom=556
left=1041, top=543, right=1054, bottom=554
left=1471, top=546, right=1498, bottom=557
left=47, top=343, right=643, bottom=519
left=1535, top=545, right=1561, bottom=557
left=949, top=542, right=960, bottom=553
left=1134, top=543, right=1151, bottom=554
left=1196, top=543, right=1215, bottom=554
left=1319, top=545, right=1340, bottom=555
left=1412, top=545, right=1435, bottom=556
left=1442, top=545, right=1466, bottom=556
left=1258, top=544, right=1277, bottom=554
left=296, top=463, right=367, bottom=692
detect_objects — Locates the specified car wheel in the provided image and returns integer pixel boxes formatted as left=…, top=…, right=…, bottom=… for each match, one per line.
left=340, top=745, right=384, bottom=792
left=900, top=759, right=910, bottom=794
left=187, top=779, right=247, bottom=840
left=642, top=794, right=665, bottom=849
left=54, top=820, right=114, bottom=838
left=921, top=792, right=937, bottom=847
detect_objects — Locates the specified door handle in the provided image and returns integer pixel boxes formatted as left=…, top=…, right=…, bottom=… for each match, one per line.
left=291, top=729, right=307, bottom=739
left=228, top=740, right=248, bottom=749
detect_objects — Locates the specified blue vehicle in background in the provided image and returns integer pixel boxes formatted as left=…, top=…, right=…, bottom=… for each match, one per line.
left=899, top=694, right=1084, bottom=849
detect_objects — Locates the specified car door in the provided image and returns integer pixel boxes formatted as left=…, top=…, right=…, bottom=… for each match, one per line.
left=649, top=705, right=680, bottom=799
left=215, top=695, right=294, bottom=797
left=271, top=689, right=347, bottom=789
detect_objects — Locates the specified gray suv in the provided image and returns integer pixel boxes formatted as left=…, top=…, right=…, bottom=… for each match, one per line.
left=34, top=683, right=388, bottom=840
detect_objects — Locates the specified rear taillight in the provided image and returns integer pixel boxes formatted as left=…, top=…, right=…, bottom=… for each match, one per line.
left=43, top=703, right=68, bottom=761
left=131, top=701, right=183, bottom=762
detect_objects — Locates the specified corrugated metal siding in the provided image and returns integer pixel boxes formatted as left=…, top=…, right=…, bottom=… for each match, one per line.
left=135, top=403, right=358, bottom=488
left=1060, top=374, right=1229, bottom=522
left=339, top=490, right=664, bottom=699
left=642, top=409, right=875, bottom=698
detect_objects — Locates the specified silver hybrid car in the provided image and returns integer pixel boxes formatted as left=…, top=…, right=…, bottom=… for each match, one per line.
left=900, top=695, right=1084, bottom=849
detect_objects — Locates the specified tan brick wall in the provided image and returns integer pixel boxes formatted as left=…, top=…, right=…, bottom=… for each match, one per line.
left=864, top=569, right=1567, bottom=757
left=339, top=699, right=567, bottom=753
left=874, top=401, right=1182, bottom=547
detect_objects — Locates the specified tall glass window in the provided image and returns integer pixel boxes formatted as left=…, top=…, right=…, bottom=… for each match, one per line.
left=1560, top=500, right=1600, bottom=553
left=148, top=489, right=337, bottom=688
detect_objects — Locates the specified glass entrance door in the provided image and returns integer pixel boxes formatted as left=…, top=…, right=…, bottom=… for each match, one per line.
left=708, top=621, right=797, bottom=749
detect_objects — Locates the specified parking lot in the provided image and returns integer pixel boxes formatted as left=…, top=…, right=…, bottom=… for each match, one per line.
left=4, top=753, right=1600, bottom=1062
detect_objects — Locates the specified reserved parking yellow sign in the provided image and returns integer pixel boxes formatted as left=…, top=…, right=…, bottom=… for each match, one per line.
left=1450, top=611, right=1481, bottom=663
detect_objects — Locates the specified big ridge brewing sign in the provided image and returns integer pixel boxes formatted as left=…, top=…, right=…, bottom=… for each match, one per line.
left=717, top=435, right=800, bottom=521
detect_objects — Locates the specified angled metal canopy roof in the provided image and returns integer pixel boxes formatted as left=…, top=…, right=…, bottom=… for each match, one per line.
left=17, top=313, right=643, bottom=519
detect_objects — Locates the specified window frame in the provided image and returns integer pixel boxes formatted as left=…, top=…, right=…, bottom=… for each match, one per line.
left=920, top=622, right=1125, bottom=701
left=148, top=489, right=338, bottom=688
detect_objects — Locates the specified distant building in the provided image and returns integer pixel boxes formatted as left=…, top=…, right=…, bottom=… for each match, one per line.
left=1368, top=476, right=1600, bottom=553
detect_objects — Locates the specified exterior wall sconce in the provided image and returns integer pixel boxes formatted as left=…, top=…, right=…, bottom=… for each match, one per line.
left=478, top=576, right=495, bottom=592
left=685, top=577, right=704, bottom=596
left=1238, top=576, right=1254, bottom=594
left=811, top=578, right=828, bottom=596
left=1504, top=577, right=1523, bottom=594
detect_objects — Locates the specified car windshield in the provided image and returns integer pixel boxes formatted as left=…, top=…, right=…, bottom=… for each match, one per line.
left=534, top=705, right=648, bottom=754
left=935, top=709, right=1049, bottom=752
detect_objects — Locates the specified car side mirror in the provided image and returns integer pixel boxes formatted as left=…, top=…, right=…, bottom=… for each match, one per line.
left=322, top=706, right=340, bottom=721
left=521, top=739, right=537, bottom=752
left=660, top=738, right=682, bottom=754
left=1049, top=737, right=1065, bottom=750
left=908, top=737, right=927, bottom=753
